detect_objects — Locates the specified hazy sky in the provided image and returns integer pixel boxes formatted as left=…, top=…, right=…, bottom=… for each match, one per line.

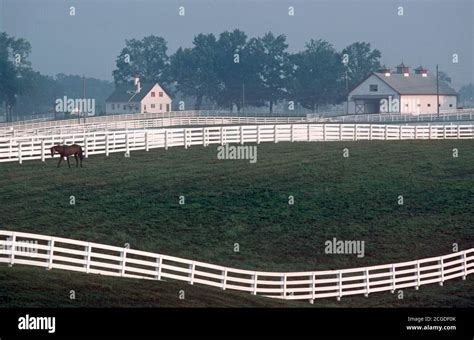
left=1, top=0, right=473, bottom=89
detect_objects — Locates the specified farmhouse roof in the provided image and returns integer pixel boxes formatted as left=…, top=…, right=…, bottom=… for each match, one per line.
left=106, top=83, right=157, bottom=103
left=373, top=73, right=457, bottom=96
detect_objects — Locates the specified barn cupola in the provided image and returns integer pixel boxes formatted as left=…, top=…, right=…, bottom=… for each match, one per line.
left=396, top=62, right=410, bottom=77
left=414, top=65, right=428, bottom=77
left=134, top=75, right=141, bottom=93
left=379, top=65, right=391, bottom=77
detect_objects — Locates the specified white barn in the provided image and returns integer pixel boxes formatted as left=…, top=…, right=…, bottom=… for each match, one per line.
left=105, top=76, right=172, bottom=115
left=348, top=64, right=457, bottom=115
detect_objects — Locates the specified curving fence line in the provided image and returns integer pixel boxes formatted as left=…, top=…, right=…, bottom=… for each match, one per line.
left=0, top=123, right=473, bottom=164
left=0, top=230, right=472, bottom=302
left=0, top=116, right=307, bottom=138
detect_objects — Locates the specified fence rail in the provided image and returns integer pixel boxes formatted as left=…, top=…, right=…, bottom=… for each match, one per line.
left=1, top=123, right=473, bottom=164
left=0, top=116, right=307, bottom=138
left=318, top=110, right=474, bottom=124
left=0, top=230, right=472, bottom=302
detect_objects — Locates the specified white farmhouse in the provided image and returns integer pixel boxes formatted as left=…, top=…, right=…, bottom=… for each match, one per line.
left=347, top=63, right=457, bottom=115
left=105, top=76, right=172, bottom=115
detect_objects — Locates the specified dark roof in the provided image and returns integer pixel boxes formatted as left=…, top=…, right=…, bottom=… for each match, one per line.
left=414, top=65, right=425, bottom=71
left=106, top=83, right=157, bottom=103
left=373, top=73, right=457, bottom=95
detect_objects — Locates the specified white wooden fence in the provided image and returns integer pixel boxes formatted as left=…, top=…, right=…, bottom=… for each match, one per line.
left=1, top=230, right=472, bottom=302
left=0, top=116, right=307, bottom=138
left=1, top=123, right=473, bottom=164
left=319, top=110, right=474, bottom=124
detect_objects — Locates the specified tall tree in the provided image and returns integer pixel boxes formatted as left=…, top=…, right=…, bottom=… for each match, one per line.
left=342, top=42, right=381, bottom=91
left=215, top=29, right=262, bottom=112
left=169, top=33, right=220, bottom=110
left=113, top=35, right=169, bottom=85
left=288, top=39, right=345, bottom=111
left=0, top=32, right=32, bottom=121
left=252, top=32, right=291, bottom=113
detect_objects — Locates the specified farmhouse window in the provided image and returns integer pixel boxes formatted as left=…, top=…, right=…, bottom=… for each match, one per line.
left=449, top=104, right=453, bottom=107
left=427, top=104, right=431, bottom=107
left=159, top=92, right=163, bottom=97
left=123, top=105, right=126, bottom=110
left=151, top=104, right=155, bottom=108
left=160, top=104, right=163, bottom=110
left=151, top=92, right=155, bottom=97
left=369, top=84, right=378, bottom=92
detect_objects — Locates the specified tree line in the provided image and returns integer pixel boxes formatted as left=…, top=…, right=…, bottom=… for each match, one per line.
left=113, top=30, right=383, bottom=112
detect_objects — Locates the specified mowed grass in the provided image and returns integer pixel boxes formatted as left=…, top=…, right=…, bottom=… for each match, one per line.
left=0, top=139, right=473, bottom=307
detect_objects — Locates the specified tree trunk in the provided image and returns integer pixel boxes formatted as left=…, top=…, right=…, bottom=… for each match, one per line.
left=194, top=95, right=203, bottom=110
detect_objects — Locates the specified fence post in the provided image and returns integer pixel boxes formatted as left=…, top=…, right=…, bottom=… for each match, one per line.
left=222, top=269, right=227, bottom=290
left=105, top=134, right=109, bottom=156
left=47, top=238, right=54, bottom=270
left=414, top=126, right=418, bottom=140
left=189, top=262, right=195, bottom=285
left=290, top=124, right=294, bottom=142
left=281, top=274, right=287, bottom=298
left=307, top=125, right=311, bottom=142
left=84, top=243, right=91, bottom=273
left=125, top=133, right=130, bottom=156
left=462, top=251, right=467, bottom=280
left=155, top=257, right=162, bottom=280
left=84, top=136, right=89, bottom=158
left=364, top=268, right=370, bottom=297
left=145, top=132, right=149, bottom=151
left=9, top=233, right=16, bottom=267
left=220, top=127, right=224, bottom=145
left=274, top=125, right=278, bottom=143
left=165, top=130, right=169, bottom=150
left=443, top=125, right=447, bottom=139
left=391, top=264, right=396, bottom=293
left=41, top=139, right=45, bottom=162
left=385, top=125, right=388, bottom=140
left=429, top=124, right=433, bottom=140
left=323, top=124, right=326, bottom=141
left=339, top=124, right=343, bottom=141
left=399, top=125, right=402, bottom=140
left=369, top=125, right=373, bottom=141
left=121, top=248, right=127, bottom=277
left=252, top=273, right=258, bottom=295
left=184, top=129, right=189, bottom=149
left=257, top=125, right=261, bottom=144
left=439, top=257, right=444, bottom=286
left=337, top=271, right=342, bottom=301
left=18, top=143, right=22, bottom=164
left=309, top=274, right=315, bottom=304
left=415, top=261, right=420, bottom=290
left=457, top=125, right=460, bottom=139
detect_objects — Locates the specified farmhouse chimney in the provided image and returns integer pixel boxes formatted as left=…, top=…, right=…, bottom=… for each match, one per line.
left=396, top=62, right=410, bottom=77
left=415, top=65, right=428, bottom=77
left=134, top=75, right=141, bottom=93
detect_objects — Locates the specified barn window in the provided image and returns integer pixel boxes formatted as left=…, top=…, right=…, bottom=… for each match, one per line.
left=449, top=104, right=453, bottom=107
left=123, top=105, right=126, bottom=110
left=427, top=104, right=431, bottom=107
left=369, top=84, right=378, bottom=92
left=151, top=92, right=155, bottom=97
left=159, top=92, right=163, bottom=97
left=151, top=104, right=155, bottom=108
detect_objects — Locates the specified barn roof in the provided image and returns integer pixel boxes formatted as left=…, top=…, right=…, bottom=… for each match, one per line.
left=106, top=83, right=157, bottom=103
left=373, top=73, right=457, bottom=96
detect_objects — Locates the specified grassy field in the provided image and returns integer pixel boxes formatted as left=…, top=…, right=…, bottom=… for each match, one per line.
left=0, top=139, right=473, bottom=307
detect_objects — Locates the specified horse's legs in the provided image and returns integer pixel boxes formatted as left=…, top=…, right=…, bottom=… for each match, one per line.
left=57, top=157, right=62, bottom=168
left=74, top=154, right=79, bottom=167
left=79, top=152, right=83, bottom=168
left=67, top=157, right=71, bottom=168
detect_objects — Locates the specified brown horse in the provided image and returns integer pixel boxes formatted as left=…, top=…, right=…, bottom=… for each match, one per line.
left=50, top=144, right=84, bottom=168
